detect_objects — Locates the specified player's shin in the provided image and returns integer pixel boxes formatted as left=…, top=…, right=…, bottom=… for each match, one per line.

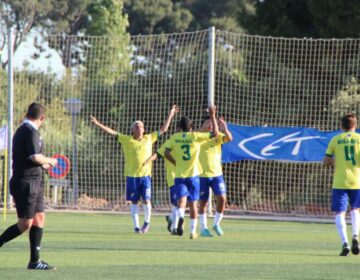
left=130, top=204, right=140, bottom=230
left=350, top=209, right=360, bottom=236
left=143, top=202, right=151, bottom=224
left=335, top=213, right=348, bottom=244
left=171, top=206, right=177, bottom=230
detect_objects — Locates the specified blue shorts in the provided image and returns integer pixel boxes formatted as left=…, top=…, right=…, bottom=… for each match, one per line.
left=174, top=176, right=200, bottom=202
left=200, top=175, right=226, bottom=201
left=169, top=185, right=177, bottom=206
left=331, top=189, right=360, bottom=212
left=126, top=176, right=151, bottom=202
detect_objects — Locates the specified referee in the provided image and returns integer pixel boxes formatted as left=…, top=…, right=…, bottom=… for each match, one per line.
left=0, top=103, right=57, bottom=270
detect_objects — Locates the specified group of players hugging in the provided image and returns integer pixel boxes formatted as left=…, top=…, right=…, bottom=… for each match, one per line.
left=91, top=104, right=233, bottom=239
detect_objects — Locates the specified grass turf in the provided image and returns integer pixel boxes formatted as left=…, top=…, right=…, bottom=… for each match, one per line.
left=1, top=212, right=360, bottom=279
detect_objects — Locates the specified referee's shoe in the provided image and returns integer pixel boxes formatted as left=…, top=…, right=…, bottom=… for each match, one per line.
left=27, top=260, right=56, bottom=270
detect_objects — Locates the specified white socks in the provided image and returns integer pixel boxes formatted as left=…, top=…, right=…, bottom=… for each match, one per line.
left=214, top=212, right=223, bottom=226
left=171, top=206, right=177, bottom=230
left=174, top=208, right=185, bottom=228
left=199, top=214, right=207, bottom=231
left=350, top=210, right=360, bottom=237
left=143, top=203, right=152, bottom=224
left=335, top=214, right=348, bottom=244
left=130, top=204, right=140, bottom=229
left=190, top=219, right=197, bottom=234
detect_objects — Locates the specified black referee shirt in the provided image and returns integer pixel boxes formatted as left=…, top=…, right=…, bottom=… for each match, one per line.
left=12, top=122, right=43, bottom=179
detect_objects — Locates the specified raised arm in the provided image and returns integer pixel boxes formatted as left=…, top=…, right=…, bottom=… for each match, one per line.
left=90, top=115, right=117, bottom=136
left=208, top=105, right=219, bottom=137
left=164, top=148, right=176, bottom=166
left=159, top=105, right=180, bottom=135
left=219, top=117, right=233, bottom=142
left=323, top=155, right=334, bottom=167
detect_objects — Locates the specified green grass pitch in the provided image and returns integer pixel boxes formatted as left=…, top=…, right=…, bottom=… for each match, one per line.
left=1, top=212, right=360, bottom=279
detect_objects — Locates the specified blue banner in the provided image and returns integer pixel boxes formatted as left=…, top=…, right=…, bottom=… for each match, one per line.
left=221, top=123, right=346, bottom=163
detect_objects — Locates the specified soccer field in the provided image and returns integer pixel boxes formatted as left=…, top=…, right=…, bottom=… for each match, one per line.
left=0, top=212, right=359, bottom=280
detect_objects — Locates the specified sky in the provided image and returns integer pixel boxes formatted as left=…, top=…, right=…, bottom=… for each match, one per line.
left=1, top=31, right=65, bottom=79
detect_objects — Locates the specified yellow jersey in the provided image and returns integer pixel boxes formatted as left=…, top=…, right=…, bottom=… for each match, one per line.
left=165, top=132, right=211, bottom=178
left=199, top=133, right=228, bottom=178
left=117, top=131, right=159, bottom=177
left=157, top=139, right=175, bottom=187
left=326, top=131, right=360, bottom=189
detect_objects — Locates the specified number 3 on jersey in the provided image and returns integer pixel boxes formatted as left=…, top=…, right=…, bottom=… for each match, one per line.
left=344, top=145, right=356, bottom=165
left=181, top=144, right=191, bottom=160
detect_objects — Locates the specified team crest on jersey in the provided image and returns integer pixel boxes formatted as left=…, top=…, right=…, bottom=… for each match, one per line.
left=182, top=133, right=186, bottom=138
left=347, top=134, right=351, bottom=138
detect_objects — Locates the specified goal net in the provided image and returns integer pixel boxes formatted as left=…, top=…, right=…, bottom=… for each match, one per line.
left=3, top=28, right=360, bottom=217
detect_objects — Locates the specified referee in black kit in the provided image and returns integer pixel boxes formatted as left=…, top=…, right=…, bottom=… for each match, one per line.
left=0, top=103, right=58, bottom=270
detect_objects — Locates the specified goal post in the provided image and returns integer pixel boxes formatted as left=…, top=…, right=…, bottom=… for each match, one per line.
left=4, top=28, right=360, bottom=219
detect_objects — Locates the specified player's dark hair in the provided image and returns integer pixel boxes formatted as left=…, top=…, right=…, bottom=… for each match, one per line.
left=341, top=113, right=357, bottom=130
left=178, top=116, right=192, bottom=132
left=26, top=103, right=45, bottom=120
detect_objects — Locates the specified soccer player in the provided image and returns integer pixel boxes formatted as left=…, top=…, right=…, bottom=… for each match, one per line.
left=323, top=113, right=360, bottom=256
left=90, top=105, right=179, bottom=233
left=146, top=139, right=177, bottom=234
left=164, top=106, right=219, bottom=239
left=0, top=103, right=58, bottom=270
left=198, top=117, right=233, bottom=237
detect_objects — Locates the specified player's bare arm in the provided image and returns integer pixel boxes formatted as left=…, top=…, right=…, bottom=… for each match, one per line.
left=219, top=117, right=233, bottom=142
left=164, top=148, right=176, bottom=166
left=159, top=105, right=180, bottom=135
left=142, top=153, right=158, bottom=167
left=323, top=155, right=334, bottom=167
left=208, top=105, right=219, bottom=137
left=90, top=115, right=117, bottom=136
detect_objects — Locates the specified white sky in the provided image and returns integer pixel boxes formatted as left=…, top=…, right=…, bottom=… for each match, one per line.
left=2, top=32, right=65, bottom=79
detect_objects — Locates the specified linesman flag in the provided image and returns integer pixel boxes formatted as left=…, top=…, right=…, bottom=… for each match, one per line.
left=0, top=125, right=7, bottom=150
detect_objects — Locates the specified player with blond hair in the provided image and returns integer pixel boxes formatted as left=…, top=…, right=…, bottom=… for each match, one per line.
left=91, top=105, right=179, bottom=233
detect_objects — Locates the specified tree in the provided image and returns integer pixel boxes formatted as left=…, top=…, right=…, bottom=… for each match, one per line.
left=0, top=0, right=91, bottom=68
left=188, top=0, right=244, bottom=33
left=238, top=0, right=316, bottom=37
left=308, top=0, right=360, bottom=38
left=84, top=0, right=131, bottom=85
left=124, top=0, right=193, bottom=34
left=238, top=0, right=360, bottom=38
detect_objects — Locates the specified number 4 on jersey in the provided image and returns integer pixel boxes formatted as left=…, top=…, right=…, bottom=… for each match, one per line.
left=344, top=145, right=356, bottom=165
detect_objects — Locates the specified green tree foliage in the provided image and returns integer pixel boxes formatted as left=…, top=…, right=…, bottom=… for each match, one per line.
left=0, top=0, right=92, bottom=68
left=124, top=0, right=193, bottom=34
left=188, top=0, right=244, bottom=32
left=84, top=0, right=131, bottom=86
left=238, top=0, right=316, bottom=37
left=307, top=0, right=360, bottom=38
left=239, top=0, right=360, bottom=38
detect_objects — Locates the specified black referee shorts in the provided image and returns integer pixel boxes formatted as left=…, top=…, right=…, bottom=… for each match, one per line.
left=10, top=177, right=45, bottom=219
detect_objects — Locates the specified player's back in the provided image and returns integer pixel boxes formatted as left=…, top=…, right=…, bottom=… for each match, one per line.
left=166, top=131, right=210, bottom=178
left=327, top=132, right=360, bottom=189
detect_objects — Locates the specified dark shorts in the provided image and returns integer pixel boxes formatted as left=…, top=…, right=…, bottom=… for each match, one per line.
left=10, top=177, right=45, bottom=219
